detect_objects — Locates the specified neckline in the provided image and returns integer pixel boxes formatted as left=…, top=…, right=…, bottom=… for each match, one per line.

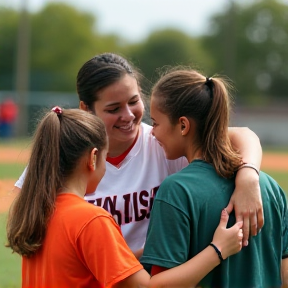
left=106, top=133, right=138, bottom=167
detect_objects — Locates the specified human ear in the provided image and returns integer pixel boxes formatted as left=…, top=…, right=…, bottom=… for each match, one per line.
left=179, top=117, right=190, bottom=136
left=89, top=148, right=98, bottom=170
left=79, top=101, right=89, bottom=112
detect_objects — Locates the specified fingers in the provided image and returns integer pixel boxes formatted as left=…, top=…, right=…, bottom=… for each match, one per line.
left=236, top=220, right=243, bottom=229
left=238, top=228, right=243, bottom=240
left=242, top=212, right=250, bottom=247
left=231, top=223, right=243, bottom=254
left=225, top=201, right=233, bottom=215
left=257, top=208, right=264, bottom=233
left=219, top=209, right=229, bottom=228
left=235, top=208, right=263, bottom=246
left=249, top=208, right=264, bottom=236
left=249, top=210, right=258, bottom=236
left=238, top=228, right=243, bottom=250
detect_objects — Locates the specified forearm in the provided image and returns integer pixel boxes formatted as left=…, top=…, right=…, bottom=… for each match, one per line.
left=226, top=128, right=263, bottom=243
left=149, top=246, right=219, bottom=288
left=228, top=127, right=262, bottom=169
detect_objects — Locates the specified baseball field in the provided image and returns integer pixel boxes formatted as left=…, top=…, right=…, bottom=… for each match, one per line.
left=0, top=141, right=287, bottom=287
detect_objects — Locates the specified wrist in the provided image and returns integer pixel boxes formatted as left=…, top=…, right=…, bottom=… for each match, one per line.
left=209, top=243, right=224, bottom=264
left=237, top=163, right=260, bottom=176
left=236, top=166, right=259, bottom=186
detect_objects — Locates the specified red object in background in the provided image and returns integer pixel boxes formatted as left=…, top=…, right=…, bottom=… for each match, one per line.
left=0, top=99, right=18, bottom=123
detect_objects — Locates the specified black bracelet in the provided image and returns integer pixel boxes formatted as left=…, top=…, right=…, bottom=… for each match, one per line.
left=209, top=243, right=224, bottom=263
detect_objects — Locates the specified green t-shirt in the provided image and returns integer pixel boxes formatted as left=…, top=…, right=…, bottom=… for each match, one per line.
left=141, top=160, right=288, bottom=288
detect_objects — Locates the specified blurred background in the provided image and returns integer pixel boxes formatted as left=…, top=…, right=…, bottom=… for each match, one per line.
left=0, top=0, right=287, bottom=286
left=0, top=0, right=287, bottom=146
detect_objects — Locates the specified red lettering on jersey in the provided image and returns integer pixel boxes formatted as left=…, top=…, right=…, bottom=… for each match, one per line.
left=139, top=190, right=149, bottom=207
left=95, top=198, right=102, bottom=206
left=123, top=193, right=132, bottom=224
left=86, top=185, right=160, bottom=225
left=133, top=192, right=147, bottom=221
left=103, top=196, right=122, bottom=225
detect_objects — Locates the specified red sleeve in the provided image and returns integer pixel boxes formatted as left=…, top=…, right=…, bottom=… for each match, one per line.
left=76, top=214, right=143, bottom=287
left=151, top=265, right=169, bottom=276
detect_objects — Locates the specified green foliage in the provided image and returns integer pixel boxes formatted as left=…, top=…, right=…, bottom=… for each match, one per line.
left=126, top=29, right=213, bottom=85
left=1, top=0, right=288, bottom=107
left=202, top=0, right=288, bottom=104
left=0, top=3, right=123, bottom=92
left=29, top=3, right=123, bottom=92
left=0, top=8, right=19, bottom=89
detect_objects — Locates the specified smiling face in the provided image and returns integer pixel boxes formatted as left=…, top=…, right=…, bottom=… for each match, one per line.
left=90, top=74, right=144, bottom=156
left=150, top=95, right=185, bottom=160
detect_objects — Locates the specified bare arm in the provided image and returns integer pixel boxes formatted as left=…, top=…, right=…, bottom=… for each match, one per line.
left=226, top=127, right=264, bottom=246
left=228, top=127, right=262, bottom=168
left=282, top=258, right=288, bottom=288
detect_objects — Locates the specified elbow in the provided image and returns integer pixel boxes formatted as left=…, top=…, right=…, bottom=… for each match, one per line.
left=242, top=127, right=260, bottom=139
left=236, top=127, right=260, bottom=140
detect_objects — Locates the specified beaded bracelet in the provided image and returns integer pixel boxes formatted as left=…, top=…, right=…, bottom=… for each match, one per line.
left=209, top=243, right=224, bottom=263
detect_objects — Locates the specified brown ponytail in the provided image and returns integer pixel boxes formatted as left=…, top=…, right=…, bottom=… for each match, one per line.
left=152, top=67, right=242, bottom=178
left=6, top=108, right=107, bottom=257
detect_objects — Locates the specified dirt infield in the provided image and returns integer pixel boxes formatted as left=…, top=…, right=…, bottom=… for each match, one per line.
left=0, top=147, right=287, bottom=213
left=0, top=147, right=30, bottom=213
left=0, top=147, right=30, bottom=164
left=0, top=180, right=18, bottom=213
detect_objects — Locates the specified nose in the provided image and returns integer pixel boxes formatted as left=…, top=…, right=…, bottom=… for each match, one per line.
left=151, top=129, right=155, bottom=137
left=120, top=105, right=135, bottom=122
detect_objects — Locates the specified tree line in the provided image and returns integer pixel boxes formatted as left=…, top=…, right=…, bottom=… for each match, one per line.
left=0, top=0, right=287, bottom=105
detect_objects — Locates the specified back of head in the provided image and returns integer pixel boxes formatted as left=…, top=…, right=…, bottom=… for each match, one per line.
left=152, top=67, right=242, bottom=178
left=6, top=108, right=107, bottom=257
left=77, top=53, right=142, bottom=110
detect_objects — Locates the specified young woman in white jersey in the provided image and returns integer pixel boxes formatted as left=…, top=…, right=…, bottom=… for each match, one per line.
left=14, top=53, right=263, bottom=258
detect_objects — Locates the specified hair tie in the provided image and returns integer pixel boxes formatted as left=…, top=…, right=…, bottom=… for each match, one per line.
left=51, top=106, right=63, bottom=115
left=205, top=77, right=214, bottom=98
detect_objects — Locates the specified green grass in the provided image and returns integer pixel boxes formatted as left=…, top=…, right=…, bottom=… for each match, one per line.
left=0, top=138, right=31, bottom=149
left=0, top=214, right=21, bottom=288
left=0, top=163, right=26, bottom=180
left=262, top=170, right=288, bottom=194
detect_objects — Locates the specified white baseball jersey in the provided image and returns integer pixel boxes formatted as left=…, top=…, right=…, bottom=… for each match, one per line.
left=15, top=122, right=188, bottom=251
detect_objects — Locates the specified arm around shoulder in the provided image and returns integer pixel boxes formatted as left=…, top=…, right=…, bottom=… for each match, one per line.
left=227, top=127, right=264, bottom=245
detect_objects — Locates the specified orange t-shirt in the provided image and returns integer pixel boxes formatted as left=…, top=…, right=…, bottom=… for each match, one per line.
left=22, top=193, right=143, bottom=288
